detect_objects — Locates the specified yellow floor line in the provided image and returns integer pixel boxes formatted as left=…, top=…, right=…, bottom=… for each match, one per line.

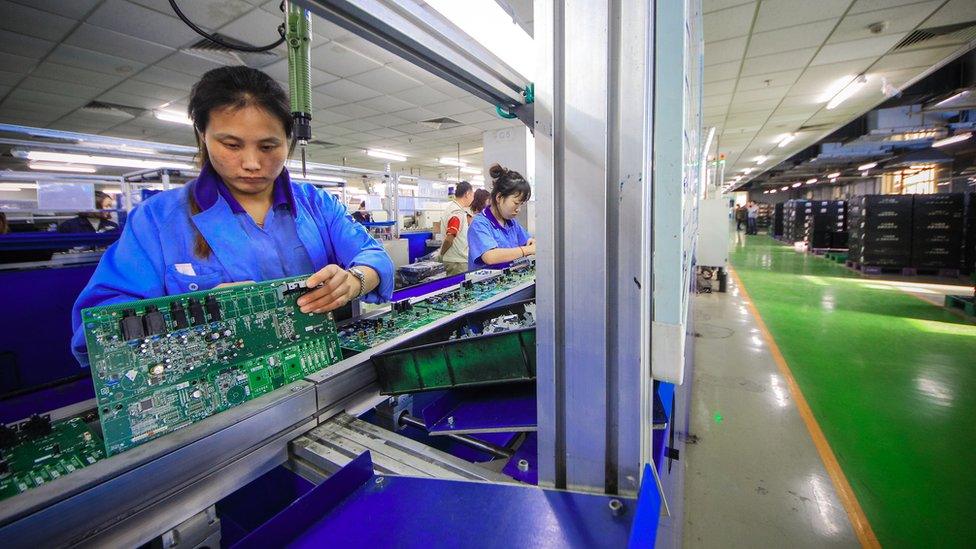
left=728, top=266, right=881, bottom=549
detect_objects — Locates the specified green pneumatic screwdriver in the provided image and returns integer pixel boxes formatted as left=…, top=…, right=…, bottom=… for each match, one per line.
left=285, top=1, right=312, bottom=177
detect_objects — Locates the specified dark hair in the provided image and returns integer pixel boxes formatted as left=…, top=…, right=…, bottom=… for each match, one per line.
left=454, top=180, right=473, bottom=198
left=470, top=188, right=490, bottom=213
left=0, top=212, right=7, bottom=235
left=95, top=190, right=111, bottom=207
left=488, top=164, right=531, bottom=205
left=186, top=66, right=291, bottom=257
left=359, top=200, right=367, bottom=209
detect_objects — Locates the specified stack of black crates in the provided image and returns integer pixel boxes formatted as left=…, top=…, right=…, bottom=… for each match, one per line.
left=912, top=194, right=965, bottom=271
left=849, top=195, right=914, bottom=268
left=803, top=200, right=847, bottom=249
left=783, top=199, right=810, bottom=243
left=772, top=202, right=784, bottom=238
left=757, top=203, right=773, bottom=230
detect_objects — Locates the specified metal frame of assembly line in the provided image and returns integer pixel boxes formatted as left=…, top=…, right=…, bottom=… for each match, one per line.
left=0, top=0, right=703, bottom=546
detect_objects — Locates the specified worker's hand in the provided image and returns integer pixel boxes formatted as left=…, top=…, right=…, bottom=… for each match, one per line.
left=523, top=242, right=536, bottom=256
left=298, top=265, right=358, bottom=313
left=526, top=238, right=536, bottom=246
left=216, top=281, right=253, bottom=288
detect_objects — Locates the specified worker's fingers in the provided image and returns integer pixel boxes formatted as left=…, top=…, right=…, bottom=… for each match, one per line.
left=304, top=264, right=340, bottom=288
left=526, top=238, right=536, bottom=246
left=301, top=284, right=352, bottom=313
left=311, top=295, right=349, bottom=314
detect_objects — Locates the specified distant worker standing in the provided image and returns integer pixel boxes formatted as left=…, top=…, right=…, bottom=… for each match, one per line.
left=734, top=204, right=746, bottom=232
left=746, top=200, right=759, bottom=235
left=438, top=180, right=474, bottom=276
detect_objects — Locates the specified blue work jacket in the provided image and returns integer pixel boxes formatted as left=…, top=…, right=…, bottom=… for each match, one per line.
left=70, top=166, right=394, bottom=366
left=467, top=207, right=531, bottom=270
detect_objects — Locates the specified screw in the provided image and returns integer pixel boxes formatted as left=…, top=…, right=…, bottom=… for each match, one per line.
left=375, top=477, right=385, bottom=485
left=517, top=459, right=529, bottom=472
left=447, top=416, right=455, bottom=427
left=609, top=499, right=625, bottom=517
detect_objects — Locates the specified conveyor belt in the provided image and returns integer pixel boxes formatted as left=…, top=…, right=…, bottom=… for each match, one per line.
left=290, top=413, right=514, bottom=484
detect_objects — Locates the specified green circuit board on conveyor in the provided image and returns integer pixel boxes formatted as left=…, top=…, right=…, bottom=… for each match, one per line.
left=338, top=262, right=536, bottom=352
left=82, top=275, right=343, bottom=457
left=1, top=417, right=104, bottom=502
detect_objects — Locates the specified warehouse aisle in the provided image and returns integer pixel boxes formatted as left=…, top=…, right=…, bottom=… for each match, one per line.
left=727, top=235, right=976, bottom=547
left=683, top=275, right=858, bottom=548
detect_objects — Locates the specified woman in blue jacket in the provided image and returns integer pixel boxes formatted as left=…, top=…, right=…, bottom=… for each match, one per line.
left=70, top=66, right=394, bottom=366
left=467, top=164, right=535, bottom=270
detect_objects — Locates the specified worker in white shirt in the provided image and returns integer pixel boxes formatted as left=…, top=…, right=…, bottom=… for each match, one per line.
left=438, top=181, right=474, bottom=276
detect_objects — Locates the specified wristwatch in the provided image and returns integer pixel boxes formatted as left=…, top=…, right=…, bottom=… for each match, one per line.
left=348, top=267, right=367, bottom=299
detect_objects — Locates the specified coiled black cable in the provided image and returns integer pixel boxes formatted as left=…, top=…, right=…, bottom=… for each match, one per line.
left=169, top=0, right=286, bottom=53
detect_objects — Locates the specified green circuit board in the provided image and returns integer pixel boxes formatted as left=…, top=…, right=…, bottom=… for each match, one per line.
left=82, top=275, right=343, bottom=456
left=0, top=417, right=104, bottom=502
left=339, top=262, right=536, bottom=352
left=339, top=303, right=450, bottom=352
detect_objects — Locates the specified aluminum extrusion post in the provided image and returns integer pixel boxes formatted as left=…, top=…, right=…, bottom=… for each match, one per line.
left=286, top=1, right=313, bottom=176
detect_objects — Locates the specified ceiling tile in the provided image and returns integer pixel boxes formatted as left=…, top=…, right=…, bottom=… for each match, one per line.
left=449, top=110, right=498, bottom=125
left=87, top=0, right=199, bottom=49
left=704, top=61, right=742, bottom=83
left=331, top=102, right=381, bottom=119
left=156, top=52, right=224, bottom=75
left=872, top=44, right=962, bottom=71
left=97, top=89, right=168, bottom=110
left=133, top=65, right=201, bottom=89
left=789, top=59, right=876, bottom=95
left=0, top=70, right=21, bottom=86
left=703, top=0, right=756, bottom=15
left=311, top=91, right=345, bottom=109
left=747, top=20, right=835, bottom=58
left=830, top=1, right=942, bottom=44
left=10, top=0, right=99, bottom=19
left=333, top=119, right=382, bottom=133
left=313, top=110, right=353, bottom=126
left=393, top=107, right=439, bottom=123
left=704, top=78, right=736, bottom=97
left=0, top=1, right=76, bottom=42
left=703, top=3, right=756, bottom=41
left=754, top=0, right=850, bottom=32
left=733, top=85, right=791, bottom=103
left=736, top=69, right=803, bottom=91
left=810, top=34, right=903, bottom=65
left=426, top=99, right=476, bottom=117
left=0, top=51, right=37, bottom=76
left=361, top=113, right=411, bottom=127
left=217, top=7, right=287, bottom=50
left=705, top=36, right=747, bottom=66
left=347, top=67, right=423, bottom=94
left=113, top=79, right=187, bottom=103
left=848, top=0, right=925, bottom=15
left=131, top=0, right=254, bottom=28
left=393, top=86, right=452, bottom=107
left=7, top=89, right=89, bottom=110
left=924, top=0, right=976, bottom=27
left=370, top=127, right=407, bottom=139
left=263, top=59, right=340, bottom=88
left=65, top=24, right=175, bottom=65
left=332, top=35, right=401, bottom=65
left=315, top=79, right=383, bottom=103
left=47, top=44, right=146, bottom=78
left=704, top=94, right=732, bottom=108
left=741, top=48, right=817, bottom=76
left=31, top=62, right=128, bottom=87
left=18, top=76, right=106, bottom=102
left=312, top=41, right=382, bottom=78
left=0, top=29, right=55, bottom=60
left=358, top=95, right=416, bottom=113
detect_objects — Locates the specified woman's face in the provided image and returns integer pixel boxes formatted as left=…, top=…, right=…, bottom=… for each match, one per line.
left=202, top=104, right=288, bottom=196
left=494, top=192, right=526, bottom=221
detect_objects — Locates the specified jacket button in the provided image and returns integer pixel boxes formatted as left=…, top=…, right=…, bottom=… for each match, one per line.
left=189, top=283, right=199, bottom=291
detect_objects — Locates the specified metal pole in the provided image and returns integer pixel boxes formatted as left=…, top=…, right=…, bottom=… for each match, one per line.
left=399, top=414, right=514, bottom=459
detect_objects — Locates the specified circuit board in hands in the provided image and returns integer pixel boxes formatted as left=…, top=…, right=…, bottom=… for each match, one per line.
left=0, top=416, right=104, bottom=502
left=82, top=276, right=343, bottom=456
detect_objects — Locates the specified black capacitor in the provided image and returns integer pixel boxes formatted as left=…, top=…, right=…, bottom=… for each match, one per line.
left=22, top=415, right=52, bottom=439
left=170, top=301, right=189, bottom=329
left=462, top=280, right=473, bottom=289
left=120, top=309, right=145, bottom=340
left=205, top=295, right=222, bottom=321
left=0, top=425, right=18, bottom=448
left=142, top=305, right=167, bottom=336
left=188, top=298, right=206, bottom=326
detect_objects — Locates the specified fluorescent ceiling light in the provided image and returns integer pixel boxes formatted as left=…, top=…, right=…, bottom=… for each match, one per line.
left=154, top=109, right=193, bottom=126
left=818, top=74, right=857, bottom=103
left=26, top=151, right=195, bottom=170
left=741, top=168, right=753, bottom=174
left=770, top=189, right=777, bottom=194
left=857, top=162, right=877, bottom=171
left=777, top=134, right=795, bottom=148
left=780, top=186, right=789, bottom=191
left=805, top=178, right=817, bottom=184
left=827, top=172, right=841, bottom=179
left=439, top=157, right=467, bottom=167
left=792, top=182, right=802, bottom=188
left=829, top=178, right=837, bottom=183
left=932, top=133, right=971, bottom=148
left=826, top=74, right=867, bottom=110
left=935, top=90, right=971, bottom=107
left=398, top=175, right=419, bottom=181
left=460, top=167, right=481, bottom=175
left=366, top=149, right=407, bottom=162
left=425, top=0, right=534, bottom=79
left=754, top=156, right=768, bottom=164
left=297, top=174, right=347, bottom=184
left=28, top=162, right=97, bottom=173
left=398, top=184, right=419, bottom=192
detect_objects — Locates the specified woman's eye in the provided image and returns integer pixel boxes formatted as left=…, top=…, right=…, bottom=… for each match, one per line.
left=261, top=145, right=277, bottom=152
left=223, top=142, right=241, bottom=150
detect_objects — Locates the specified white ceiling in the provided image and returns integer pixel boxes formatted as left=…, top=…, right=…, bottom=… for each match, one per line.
left=703, top=0, right=976, bottom=187
left=0, top=0, right=523, bottom=177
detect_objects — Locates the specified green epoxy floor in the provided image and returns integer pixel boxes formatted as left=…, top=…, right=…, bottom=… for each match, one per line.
left=730, top=235, right=976, bottom=548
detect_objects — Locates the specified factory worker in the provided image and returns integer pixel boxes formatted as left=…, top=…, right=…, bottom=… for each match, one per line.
left=70, top=66, right=394, bottom=365
left=438, top=180, right=474, bottom=276
left=467, top=164, right=535, bottom=270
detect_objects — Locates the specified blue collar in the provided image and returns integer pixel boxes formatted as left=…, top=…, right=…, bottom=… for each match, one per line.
left=484, top=205, right=508, bottom=231
left=193, top=161, right=296, bottom=215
